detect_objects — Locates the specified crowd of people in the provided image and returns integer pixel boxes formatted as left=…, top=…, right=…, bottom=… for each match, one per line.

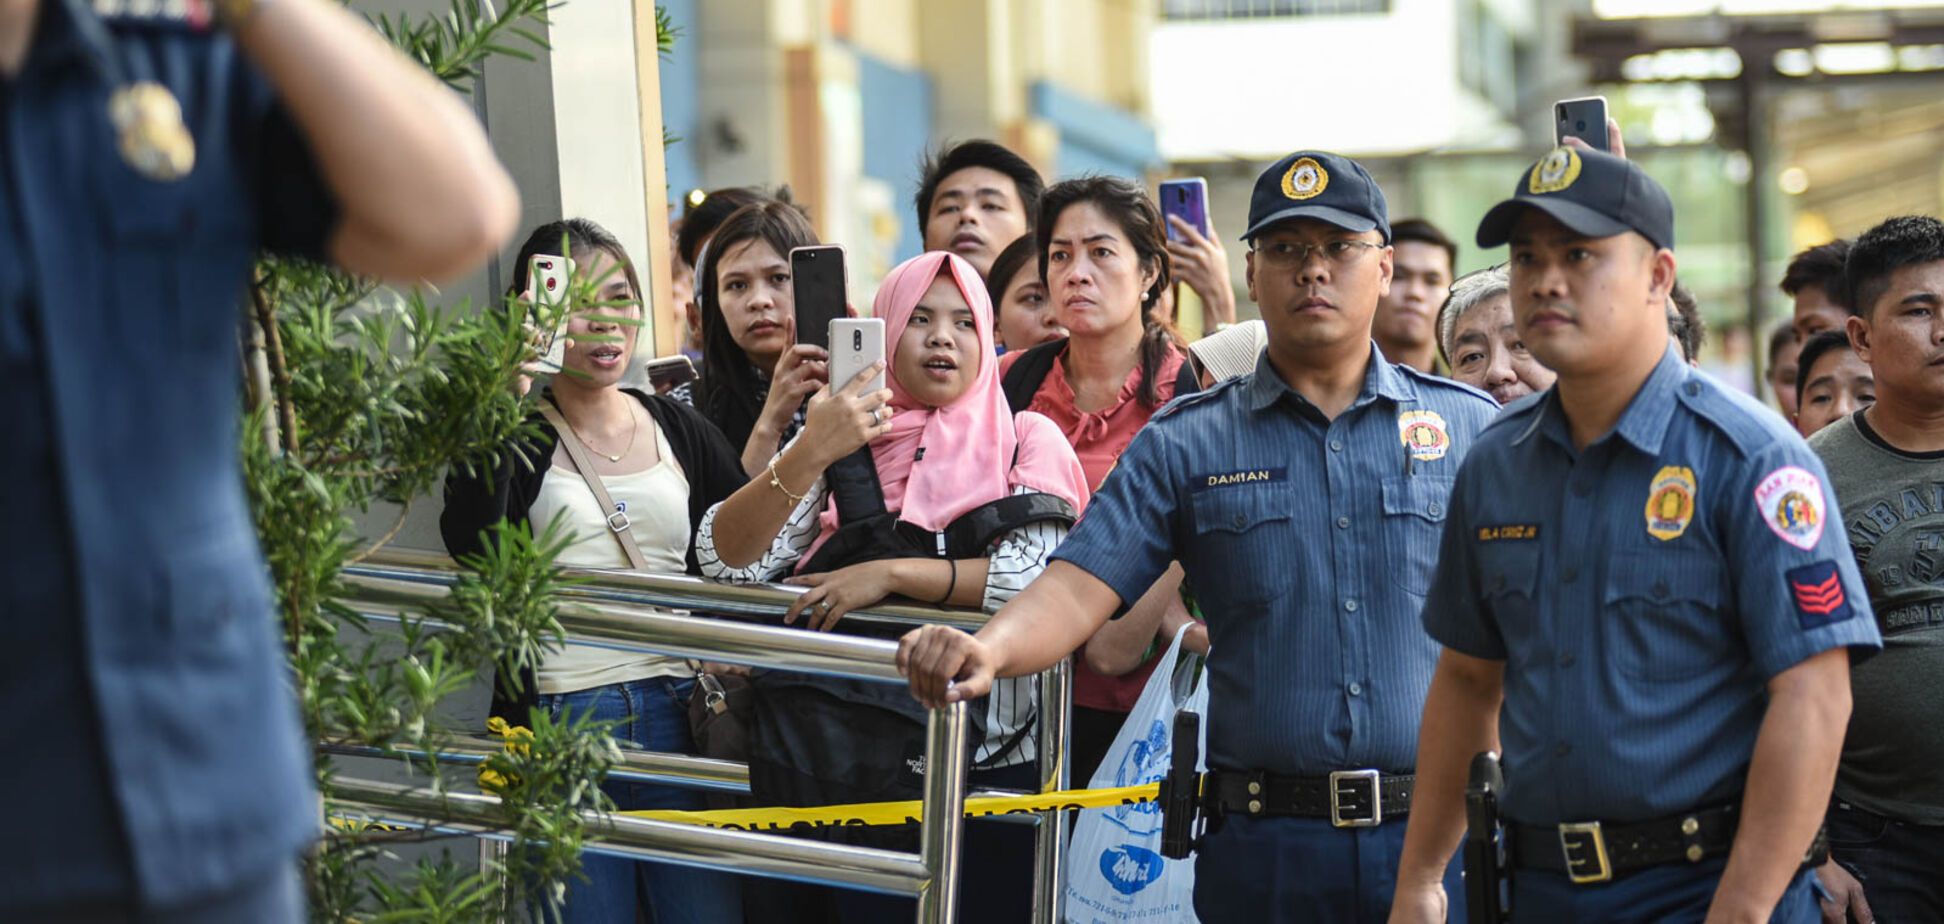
left=460, top=120, right=1941, bottom=924
left=8, top=3, right=1935, bottom=921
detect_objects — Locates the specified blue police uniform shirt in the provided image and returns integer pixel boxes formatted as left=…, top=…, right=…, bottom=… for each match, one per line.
left=0, top=1, right=337, bottom=908
left=1423, top=346, right=1883, bottom=826
left=1053, top=345, right=1498, bottom=775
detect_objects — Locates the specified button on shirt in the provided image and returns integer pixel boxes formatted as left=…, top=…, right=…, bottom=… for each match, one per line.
left=1054, top=346, right=1498, bottom=774
left=1423, top=347, right=1883, bottom=826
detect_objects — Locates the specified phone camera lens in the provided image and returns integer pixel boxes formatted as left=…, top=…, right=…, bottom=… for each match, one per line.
left=1576, top=120, right=1587, bottom=131
left=853, top=330, right=862, bottom=349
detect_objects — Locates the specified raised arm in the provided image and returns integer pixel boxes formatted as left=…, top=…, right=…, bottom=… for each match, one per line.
left=232, top=0, right=519, bottom=282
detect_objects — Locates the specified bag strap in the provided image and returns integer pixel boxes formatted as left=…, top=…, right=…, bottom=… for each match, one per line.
left=1001, top=338, right=1065, bottom=412
left=537, top=400, right=650, bottom=571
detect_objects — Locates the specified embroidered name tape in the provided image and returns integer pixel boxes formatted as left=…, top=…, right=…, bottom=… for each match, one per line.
left=1199, top=467, right=1286, bottom=489
left=1478, top=524, right=1541, bottom=542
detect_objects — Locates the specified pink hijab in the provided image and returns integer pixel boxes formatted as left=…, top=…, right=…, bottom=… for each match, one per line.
left=811, top=252, right=1088, bottom=553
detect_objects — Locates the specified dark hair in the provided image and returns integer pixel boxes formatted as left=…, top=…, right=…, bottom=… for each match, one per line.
left=1794, top=329, right=1855, bottom=410
left=914, top=140, right=1044, bottom=236
left=1666, top=280, right=1705, bottom=362
left=694, top=199, right=820, bottom=449
left=1391, top=218, right=1458, bottom=270
left=1036, top=176, right=1183, bottom=408
left=1766, top=321, right=1797, bottom=369
left=1779, top=239, right=1851, bottom=304
left=984, top=235, right=1040, bottom=322
left=676, top=186, right=784, bottom=269
left=508, top=217, right=643, bottom=311
left=1846, top=215, right=1944, bottom=318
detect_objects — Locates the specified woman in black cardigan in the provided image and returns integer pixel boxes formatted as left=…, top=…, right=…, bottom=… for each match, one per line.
left=440, top=219, right=747, bottom=924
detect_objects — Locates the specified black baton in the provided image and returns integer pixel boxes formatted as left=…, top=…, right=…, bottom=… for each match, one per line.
left=1464, top=750, right=1509, bottom=923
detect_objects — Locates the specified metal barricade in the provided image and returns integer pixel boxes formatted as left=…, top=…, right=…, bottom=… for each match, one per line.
left=332, top=549, right=1073, bottom=923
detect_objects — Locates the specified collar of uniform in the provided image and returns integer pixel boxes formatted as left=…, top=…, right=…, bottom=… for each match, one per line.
left=1245, top=341, right=1412, bottom=413
left=1523, top=344, right=1684, bottom=454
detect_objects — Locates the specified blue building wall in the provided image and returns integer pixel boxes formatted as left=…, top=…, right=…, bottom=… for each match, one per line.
left=658, top=0, right=703, bottom=213
left=854, top=48, right=934, bottom=262
left=1032, top=81, right=1159, bottom=182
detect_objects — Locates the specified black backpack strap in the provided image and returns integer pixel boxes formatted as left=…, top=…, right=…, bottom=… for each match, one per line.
left=943, top=492, right=1078, bottom=559
left=824, top=446, right=887, bottom=525
left=1001, top=338, right=1067, bottom=412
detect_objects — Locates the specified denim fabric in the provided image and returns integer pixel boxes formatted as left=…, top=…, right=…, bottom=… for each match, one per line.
left=537, top=677, right=743, bottom=924
left=1191, top=814, right=1467, bottom=924
left=1511, top=859, right=1819, bottom=924
left=1826, top=800, right=1944, bottom=922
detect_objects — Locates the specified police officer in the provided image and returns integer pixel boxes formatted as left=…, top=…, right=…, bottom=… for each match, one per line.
left=900, top=151, right=1498, bottom=922
left=1387, top=146, right=1883, bottom=924
left=0, top=1, right=516, bottom=920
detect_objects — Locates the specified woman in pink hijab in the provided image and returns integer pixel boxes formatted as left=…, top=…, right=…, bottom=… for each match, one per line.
left=698, top=250, right=1088, bottom=921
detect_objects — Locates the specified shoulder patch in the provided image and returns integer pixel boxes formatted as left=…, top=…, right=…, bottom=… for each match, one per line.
left=1755, top=466, right=1826, bottom=550
left=1786, top=560, right=1854, bottom=629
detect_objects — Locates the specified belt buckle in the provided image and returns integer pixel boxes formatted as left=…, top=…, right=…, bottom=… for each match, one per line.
left=1558, top=821, right=1612, bottom=884
left=606, top=509, right=633, bottom=533
left=1328, top=769, right=1383, bottom=828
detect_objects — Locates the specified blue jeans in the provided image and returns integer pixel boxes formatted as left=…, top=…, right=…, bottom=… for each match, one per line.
left=1192, top=814, right=1467, bottom=924
left=1510, top=856, right=1819, bottom=923
left=537, top=676, right=744, bottom=924
left=1826, top=800, right=1944, bottom=922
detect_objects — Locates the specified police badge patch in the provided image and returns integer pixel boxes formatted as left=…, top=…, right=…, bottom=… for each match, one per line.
left=1755, top=465, right=1826, bottom=550
left=1527, top=147, right=1581, bottom=195
left=1645, top=465, right=1697, bottom=541
left=1397, top=409, right=1450, bottom=462
left=1281, top=157, right=1329, bottom=201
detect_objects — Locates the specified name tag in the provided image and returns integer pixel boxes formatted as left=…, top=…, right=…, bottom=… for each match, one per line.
left=1477, top=524, right=1540, bottom=542
left=1199, top=467, right=1286, bottom=489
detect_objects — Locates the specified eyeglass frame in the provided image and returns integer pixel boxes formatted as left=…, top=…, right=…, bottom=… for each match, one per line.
left=1248, top=238, right=1386, bottom=267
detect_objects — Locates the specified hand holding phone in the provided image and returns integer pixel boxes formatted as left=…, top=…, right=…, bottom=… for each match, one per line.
left=1159, top=178, right=1211, bottom=242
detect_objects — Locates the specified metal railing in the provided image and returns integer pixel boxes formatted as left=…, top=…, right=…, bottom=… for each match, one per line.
left=331, top=549, right=1072, bottom=923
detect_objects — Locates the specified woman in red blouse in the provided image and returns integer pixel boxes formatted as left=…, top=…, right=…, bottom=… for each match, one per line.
left=1000, top=177, right=1206, bottom=786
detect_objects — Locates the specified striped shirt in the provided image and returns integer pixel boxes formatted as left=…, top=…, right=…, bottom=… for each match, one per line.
left=1425, top=347, right=1883, bottom=825
left=695, top=441, right=1065, bottom=768
left=1053, top=345, right=1499, bottom=775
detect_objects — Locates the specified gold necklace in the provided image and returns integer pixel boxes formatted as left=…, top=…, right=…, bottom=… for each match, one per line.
left=567, top=404, right=638, bottom=463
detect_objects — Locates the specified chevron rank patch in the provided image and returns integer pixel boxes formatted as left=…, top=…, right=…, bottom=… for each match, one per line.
left=1786, top=560, right=1853, bottom=629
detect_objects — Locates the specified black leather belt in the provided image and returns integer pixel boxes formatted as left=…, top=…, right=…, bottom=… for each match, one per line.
left=1512, top=804, right=1828, bottom=885
left=1204, top=769, right=1414, bottom=827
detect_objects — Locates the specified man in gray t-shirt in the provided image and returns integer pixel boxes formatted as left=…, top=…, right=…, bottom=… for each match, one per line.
left=1807, top=215, right=1944, bottom=923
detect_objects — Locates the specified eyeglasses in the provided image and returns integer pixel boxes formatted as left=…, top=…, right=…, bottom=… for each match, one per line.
left=1251, top=239, right=1383, bottom=267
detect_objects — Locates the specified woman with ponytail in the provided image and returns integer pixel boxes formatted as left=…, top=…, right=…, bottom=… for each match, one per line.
left=997, top=176, right=1203, bottom=788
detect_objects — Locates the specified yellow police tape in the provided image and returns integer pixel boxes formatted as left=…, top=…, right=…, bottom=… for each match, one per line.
left=327, top=782, right=1162, bottom=835
left=619, top=782, right=1163, bottom=832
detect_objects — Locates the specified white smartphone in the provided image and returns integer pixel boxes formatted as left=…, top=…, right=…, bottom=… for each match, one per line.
left=525, top=253, right=576, bottom=373
left=828, top=318, right=885, bottom=394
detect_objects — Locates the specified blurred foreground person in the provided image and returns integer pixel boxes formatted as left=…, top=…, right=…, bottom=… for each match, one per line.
left=0, top=0, right=518, bottom=921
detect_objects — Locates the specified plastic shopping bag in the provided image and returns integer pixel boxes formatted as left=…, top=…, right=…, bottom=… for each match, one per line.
left=1063, top=624, right=1208, bottom=923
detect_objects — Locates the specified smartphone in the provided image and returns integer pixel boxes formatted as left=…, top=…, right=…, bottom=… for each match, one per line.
left=828, top=318, right=885, bottom=394
left=790, top=244, right=848, bottom=351
left=525, top=254, right=576, bottom=373
left=645, top=355, right=697, bottom=391
left=1554, top=96, right=1610, bottom=152
left=1159, top=178, right=1211, bottom=242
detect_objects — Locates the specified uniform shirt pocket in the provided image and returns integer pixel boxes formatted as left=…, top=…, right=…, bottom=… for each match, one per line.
left=1478, top=544, right=1543, bottom=657
left=1602, top=549, right=1730, bottom=681
left=1381, top=475, right=1454, bottom=596
left=96, top=160, right=251, bottom=361
left=1190, top=486, right=1293, bottom=604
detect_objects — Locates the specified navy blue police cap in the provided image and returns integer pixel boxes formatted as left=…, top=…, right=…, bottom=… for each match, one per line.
left=1241, top=151, right=1390, bottom=244
left=1475, top=146, right=1675, bottom=251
